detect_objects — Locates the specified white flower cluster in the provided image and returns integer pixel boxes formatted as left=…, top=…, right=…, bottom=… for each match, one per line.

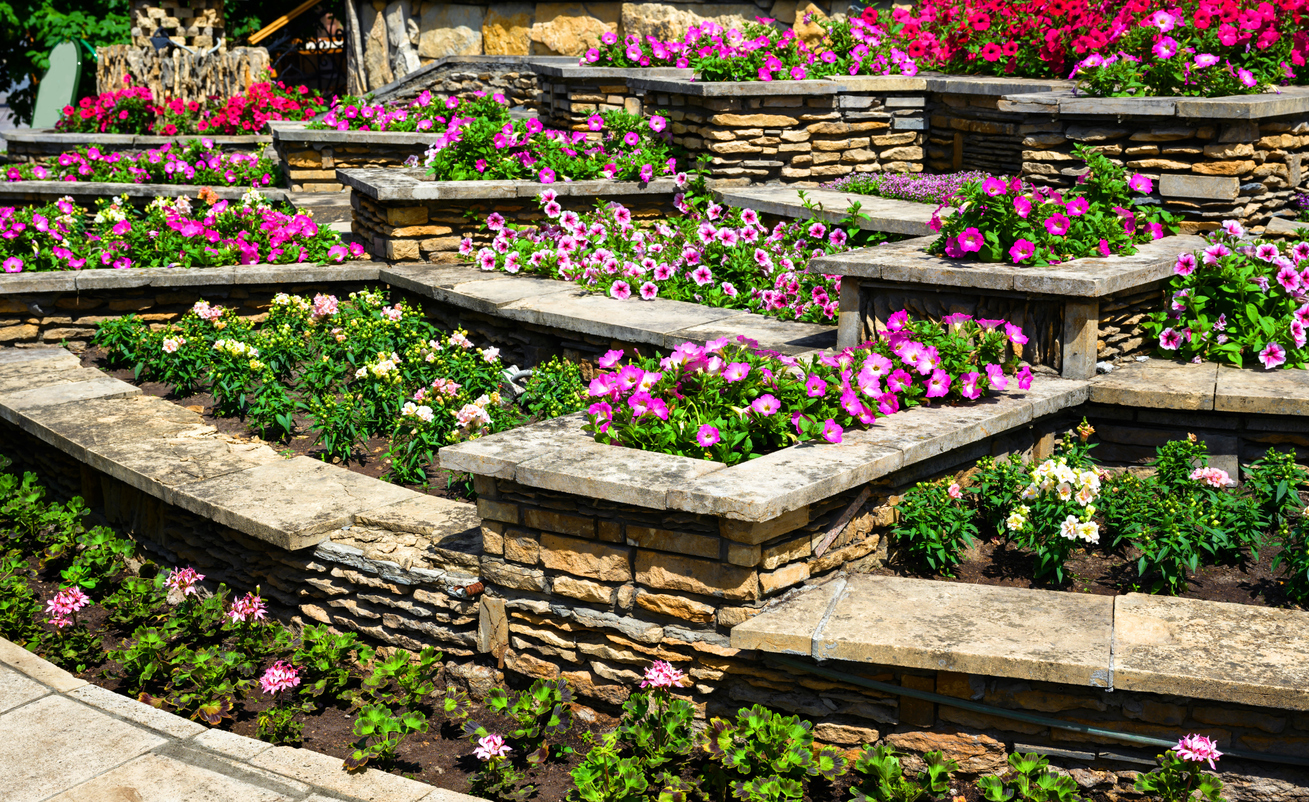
left=93, top=202, right=128, bottom=225
left=355, top=352, right=402, bottom=380
left=401, top=401, right=436, bottom=423
left=241, top=188, right=269, bottom=210
left=272, top=293, right=311, bottom=314
left=1008, top=458, right=1101, bottom=544
left=212, top=339, right=259, bottom=357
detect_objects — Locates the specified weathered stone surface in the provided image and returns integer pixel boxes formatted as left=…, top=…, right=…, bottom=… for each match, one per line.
left=1113, top=594, right=1309, bottom=710
left=1192, top=159, right=1255, bottom=176
left=530, top=2, right=619, bottom=56
left=551, top=576, right=614, bottom=604
left=635, top=591, right=716, bottom=622
left=515, top=442, right=724, bottom=509
left=483, top=2, right=534, bottom=55
left=814, top=576, right=1113, bottom=687
left=252, top=743, right=434, bottom=801
left=1214, top=365, right=1309, bottom=416
left=621, top=2, right=759, bottom=41
left=716, top=113, right=803, bottom=128
left=67, top=684, right=205, bottom=738
left=813, top=721, right=879, bottom=746
left=42, top=751, right=306, bottom=802
left=625, top=525, right=719, bottom=560
left=731, top=576, right=844, bottom=654
left=0, top=664, right=46, bottom=714
left=437, top=412, right=593, bottom=478
left=0, top=695, right=166, bottom=802
left=540, top=533, right=632, bottom=582
left=1159, top=174, right=1240, bottom=201
left=418, top=3, right=484, bottom=58
left=636, top=550, right=758, bottom=600
left=1089, top=359, right=1217, bottom=411
left=0, top=638, right=85, bottom=693
left=884, top=728, right=1008, bottom=774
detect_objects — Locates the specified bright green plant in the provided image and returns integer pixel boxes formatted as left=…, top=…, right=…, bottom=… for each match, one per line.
left=1273, top=511, right=1309, bottom=605
left=977, top=753, right=1085, bottom=802
left=168, top=645, right=253, bottom=725
left=519, top=356, right=587, bottom=419
left=470, top=678, right=574, bottom=764
left=293, top=625, right=374, bottom=702
left=970, top=454, right=1030, bottom=534
left=1135, top=739, right=1226, bottom=802
left=1003, top=424, right=1101, bottom=585
left=571, top=730, right=650, bottom=802
left=343, top=702, right=430, bottom=770
left=108, top=626, right=175, bottom=694
left=1244, top=447, right=1307, bottom=527
left=891, top=478, right=978, bottom=576
left=849, top=746, right=957, bottom=802
left=701, top=704, right=848, bottom=802
left=359, top=646, right=442, bottom=711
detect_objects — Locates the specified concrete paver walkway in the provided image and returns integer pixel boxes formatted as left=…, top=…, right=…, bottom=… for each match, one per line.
left=0, top=638, right=476, bottom=802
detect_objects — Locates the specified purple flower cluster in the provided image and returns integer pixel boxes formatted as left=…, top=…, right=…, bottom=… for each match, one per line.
left=822, top=171, right=992, bottom=206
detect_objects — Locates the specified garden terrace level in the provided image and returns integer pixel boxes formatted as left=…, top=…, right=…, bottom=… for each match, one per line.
left=0, top=261, right=832, bottom=362
left=713, top=186, right=943, bottom=237
left=0, top=130, right=272, bottom=161
left=0, top=181, right=288, bottom=209
left=338, top=167, right=682, bottom=263
left=810, top=235, right=1207, bottom=380
left=531, top=63, right=694, bottom=131
left=271, top=123, right=439, bottom=194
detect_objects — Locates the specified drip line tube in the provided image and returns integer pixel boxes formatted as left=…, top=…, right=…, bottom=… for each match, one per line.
left=769, top=655, right=1309, bottom=768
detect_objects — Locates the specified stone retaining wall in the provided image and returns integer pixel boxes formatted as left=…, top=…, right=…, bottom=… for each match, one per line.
left=1, top=131, right=272, bottom=161
left=635, top=78, right=927, bottom=185
left=369, top=56, right=549, bottom=109
left=273, top=128, right=432, bottom=193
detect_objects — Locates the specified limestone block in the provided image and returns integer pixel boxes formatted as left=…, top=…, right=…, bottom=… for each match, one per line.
left=360, top=3, right=395, bottom=90
left=540, top=533, right=632, bottom=582
left=530, top=2, right=620, bottom=56
left=483, top=2, right=534, bottom=55
left=635, top=591, right=715, bottom=623
left=1202, top=142, right=1255, bottom=159
left=418, top=2, right=484, bottom=58
left=717, top=113, right=802, bottom=128
left=621, top=3, right=760, bottom=42
left=1193, top=160, right=1255, bottom=176
left=384, top=1, right=422, bottom=78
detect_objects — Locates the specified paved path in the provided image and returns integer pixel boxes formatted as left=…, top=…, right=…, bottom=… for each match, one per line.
left=0, top=638, right=475, bottom=802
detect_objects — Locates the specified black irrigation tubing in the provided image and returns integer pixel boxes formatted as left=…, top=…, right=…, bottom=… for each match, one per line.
left=769, top=655, right=1309, bottom=769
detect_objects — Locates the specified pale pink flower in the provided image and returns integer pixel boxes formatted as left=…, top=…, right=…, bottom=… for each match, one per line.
left=1175, top=734, right=1222, bottom=769
left=475, top=734, right=511, bottom=761
left=641, top=660, right=687, bottom=689
left=260, top=661, right=301, bottom=695
left=947, top=483, right=963, bottom=499
left=165, top=567, right=205, bottom=597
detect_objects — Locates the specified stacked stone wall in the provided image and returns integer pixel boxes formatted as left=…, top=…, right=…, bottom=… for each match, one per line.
left=538, top=76, right=642, bottom=130
left=277, top=138, right=429, bottom=193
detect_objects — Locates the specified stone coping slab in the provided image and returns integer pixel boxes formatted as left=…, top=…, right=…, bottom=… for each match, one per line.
left=714, top=187, right=944, bottom=236
left=1114, top=594, right=1309, bottom=709
left=0, top=181, right=288, bottom=205
left=274, top=126, right=443, bottom=147
left=734, top=576, right=1309, bottom=708
left=0, top=261, right=835, bottom=358
left=1090, top=358, right=1309, bottom=417
left=532, top=63, right=695, bottom=80
left=0, top=128, right=271, bottom=147
left=996, top=85, right=1309, bottom=119
left=369, top=54, right=575, bottom=102
left=0, top=635, right=478, bottom=801
left=0, top=347, right=481, bottom=553
left=338, top=166, right=678, bottom=201
left=629, top=76, right=846, bottom=96
left=440, top=376, right=1089, bottom=522
left=810, top=235, right=1207, bottom=298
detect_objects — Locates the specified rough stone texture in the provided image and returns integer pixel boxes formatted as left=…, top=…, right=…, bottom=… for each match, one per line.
left=1114, top=594, right=1309, bottom=710
left=418, top=3, right=485, bottom=58
left=1091, top=360, right=1219, bottom=411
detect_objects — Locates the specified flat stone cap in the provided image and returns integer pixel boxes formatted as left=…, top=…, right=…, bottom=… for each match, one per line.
left=338, top=167, right=677, bottom=201
left=714, top=187, right=944, bottom=237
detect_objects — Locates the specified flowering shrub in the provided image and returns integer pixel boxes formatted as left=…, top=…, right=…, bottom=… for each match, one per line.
left=93, top=290, right=584, bottom=484
left=0, top=191, right=359, bottom=273
left=929, top=146, right=1179, bottom=265
left=1144, top=223, right=1309, bottom=369
left=1003, top=432, right=1103, bottom=583
left=1136, top=735, right=1226, bottom=801
left=423, top=98, right=677, bottom=183
left=1073, top=2, right=1305, bottom=97
left=584, top=315, right=1031, bottom=466
left=3, top=140, right=279, bottom=187
left=821, top=170, right=991, bottom=206
left=891, top=478, right=979, bottom=574
left=56, top=79, right=329, bottom=135
left=308, top=89, right=509, bottom=133
left=465, top=186, right=871, bottom=323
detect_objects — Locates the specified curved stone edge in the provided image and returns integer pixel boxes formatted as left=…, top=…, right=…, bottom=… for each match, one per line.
left=0, top=636, right=475, bottom=801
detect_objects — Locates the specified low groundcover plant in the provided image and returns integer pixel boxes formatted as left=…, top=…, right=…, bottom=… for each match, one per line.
left=1144, top=221, right=1309, bottom=369
left=584, top=312, right=1032, bottom=466
left=929, top=146, right=1180, bottom=265
left=822, top=170, right=991, bottom=206
left=0, top=191, right=361, bottom=273
left=3, top=139, right=280, bottom=187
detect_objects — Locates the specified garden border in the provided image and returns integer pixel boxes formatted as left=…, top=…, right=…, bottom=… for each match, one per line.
left=0, top=181, right=289, bottom=207
left=0, top=130, right=272, bottom=160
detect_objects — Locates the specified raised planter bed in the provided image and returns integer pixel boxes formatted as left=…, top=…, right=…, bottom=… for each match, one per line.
left=0, top=129, right=272, bottom=161
left=811, top=235, right=1206, bottom=379
left=0, top=180, right=288, bottom=208
left=273, top=123, right=441, bottom=193
left=530, top=63, right=693, bottom=131
left=714, top=186, right=944, bottom=236
left=339, top=168, right=680, bottom=263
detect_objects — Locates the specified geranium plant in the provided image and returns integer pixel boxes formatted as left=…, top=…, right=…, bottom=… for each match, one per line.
left=3, top=139, right=280, bottom=187
left=584, top=314, right=1032, bottom=466
left=1143, top=222, right=1309, bottom=369
left=464, top=185, right=870, bottom=323
left=56, top=78, right=328, bottom=135
left=929, top=146, right=1180, bottom=265
left=0, top=191, right=361, bottom=273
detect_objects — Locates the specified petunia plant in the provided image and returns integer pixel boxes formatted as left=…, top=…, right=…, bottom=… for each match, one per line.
left=1143, top=222, right=1309, bottom=369
left=584, top=313, right=1032, bottom=466
left=3, top=139, right=280, bottom=187
left=929, top=145, right=1180, bottom=266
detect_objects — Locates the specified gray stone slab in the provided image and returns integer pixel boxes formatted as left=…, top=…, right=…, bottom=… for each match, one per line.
left=731, top=576, right=847, bottom=654
left=437, top=412, right=594, bottom=479
left=532, top=63, right=693, bottom=79
left=0, top=664, right=48, bottom=713
left=715, top=187, right=943, bottom=236
left=501, top=290, right=744, bottom=348
left=1175, top=89, right=1309, bottom=120
left=0, top=637, right=86, bottom=692
left=231, top=262, right=383, bottom=285
left=997, top=93, right=1063, bottom=113
left=0, top=366, right=107, bottom=395
left=251, top=744, right=434, bottom=802
left=515, top=442, right=726, bottom=509
left=1113, top=593, right=1309, bottom=709
left=67, top=683, right=206, bottom=738
left=71, top=269, right=154, bottom=291
left=1265, top=216, right=1309, bottom=236
left=353, top=493, right=482, bottom=538
left=1058, top=96, right=1178, bottom=116
left=827, top=75, right=928, bottom=92
left=815, top=575, right=1113, bottom=687
left=191, top=728, right=274, bottom=761
left=0, top=346, right=78, bottom=367
left=131, top=266, right=239, bottom=288
left=170, top=457, right=416, bottom=550
left=0, top=694, right=166, bottom=802
left=87, top=432, right=286, bottom=500
left=630, top=77, right=843, bottom=96
left=378, top=264, right=491, bottom=295
left=0, top=270, right=78, bottom=293
left=0, top=377, right=140, bottom=420
left=1089, top=359, right=1218, bottom=411
left=44, top=750, right=305, bottom=802
left=10, top=394, right=210, bottom=462
left=674, top=314, right=837, bottom=356
left=929, top=75, right=1074, bottom=96
left=443, top=276, right=576, bottom=313
left=1214, top=365, right=1309, bottom=418
left=1159, top=174, right=1240, bottom=201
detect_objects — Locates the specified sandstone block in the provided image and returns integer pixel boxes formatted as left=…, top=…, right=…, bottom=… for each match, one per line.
left=1203, top=142, right=1255, bottom=159
left=814, top=722, right=879, bottom=746
left=552, top=576, right=614, bottom=604
left=625, top=525, right=718, bottom=560
left=714, top=113, right=800, bottom=128
left=504, top=532, right=540, bottom=565
left=385, top=206, right=428, bottom=226
left=529, top=2, right=618, bottom=55
left=635, top=592, right=715, bottom=623
left=524, top=508, right=594, bottom=538
left=636, top=551, right=758, bottom=600
left=880, top=146, right=923, bottom=161
left=760, top=562, right=810, bottom=595
left=1193, top=160, right=1255, bottom=176
left=540, top=533, right=632, bottom=582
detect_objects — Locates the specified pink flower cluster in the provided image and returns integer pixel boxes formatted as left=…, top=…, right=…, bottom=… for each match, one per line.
left=259, top=660, right=301, bottom=695
left=474, top=733, right=511, bottom=761
left=46, top=587, right=90, bottom=628
left=227, top=591, right=268, bottom=623
left=312, top=90, right=510, bottom=133
left=4, top=141, right=275, bottom=187
left=165, top=567, right=205, bottom=596
left=1175, top=734, right=1223, bottom=769
left=1189, top=466, right=1233, bottom=487
left=640, top=660, right=688, bottom=689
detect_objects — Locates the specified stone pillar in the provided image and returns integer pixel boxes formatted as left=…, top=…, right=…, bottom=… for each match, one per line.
left=132, top=0, right=226, bottom=51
